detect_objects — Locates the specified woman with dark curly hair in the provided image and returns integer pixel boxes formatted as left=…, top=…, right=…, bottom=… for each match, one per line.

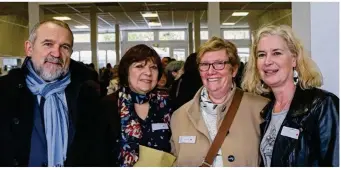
left=98, top=44, right=174, bottom=166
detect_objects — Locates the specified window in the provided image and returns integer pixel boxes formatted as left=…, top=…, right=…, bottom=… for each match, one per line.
left=237, top=48, right=250, bottom=54
left=224, top=30, right=250, bottom=39
left=152, top=47, right=170, bottom=58
left=71, top=51, right=80, bottom=61
left=98, top=50, right=107, bottom=68
left=237, top=48, right=250, bottom=63
left=239, top=54, right=249, bottom=63
left=192, top=30, right=209, bottom=40
left=159, top=31, right=185, bottom=40
left=3, top=58, right=17, bottom=66
left=173, top=49, right=186, bottom=61
left=98, top=33, right=115, bottom=42
left=74, top=33, right=90, bottom=42
left=200, top=31, right=208, bottom=40
left=107, top=50, right=116, bottom=66
left=2, top=58, right=19, bottom=71
left=80, top=51, right=92, bottom=64
left=128, top=32, right=154, bottom=41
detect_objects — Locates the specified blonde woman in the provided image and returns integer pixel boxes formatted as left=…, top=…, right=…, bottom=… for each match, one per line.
left=170, top=37, right=269, bottom=166
left=242, top=25, right=339, bottom=167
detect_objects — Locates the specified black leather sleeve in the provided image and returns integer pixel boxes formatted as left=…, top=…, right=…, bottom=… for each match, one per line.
left=316, top=93, right=339, bottom=166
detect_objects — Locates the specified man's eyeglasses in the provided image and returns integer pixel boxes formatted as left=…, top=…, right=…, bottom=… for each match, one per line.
left=198, top=61, right=230, bottom=71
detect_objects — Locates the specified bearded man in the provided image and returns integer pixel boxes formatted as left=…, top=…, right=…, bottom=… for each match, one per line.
left=0, top=20, right=108, bottom=167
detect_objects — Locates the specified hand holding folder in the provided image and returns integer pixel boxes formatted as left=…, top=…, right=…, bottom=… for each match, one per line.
left=134, top=145, right=176, bottom=167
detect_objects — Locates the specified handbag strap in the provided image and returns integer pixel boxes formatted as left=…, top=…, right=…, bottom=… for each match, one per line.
left=200, top=88, right=244, bottom=167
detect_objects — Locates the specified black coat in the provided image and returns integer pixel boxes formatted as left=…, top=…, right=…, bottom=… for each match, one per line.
left=0, top=58, right=107, bottom=166
left=260, top=86, right=339, bottom=167
left=169, top=72, right=203, bottom=111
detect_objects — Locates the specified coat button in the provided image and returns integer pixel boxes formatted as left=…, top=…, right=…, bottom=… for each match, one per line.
left=228, top=155, right=235, bottom=162
left=13, top=118, right=20, bottom=125
left=13, top=159, right=19, bottom=166
left=18, top=84, right=23, bottom=88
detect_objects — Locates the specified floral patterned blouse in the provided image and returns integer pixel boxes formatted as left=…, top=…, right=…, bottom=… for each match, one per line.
left=118, top=87, right=173, bottom=166
left=134, top=90, right=172, bottom=152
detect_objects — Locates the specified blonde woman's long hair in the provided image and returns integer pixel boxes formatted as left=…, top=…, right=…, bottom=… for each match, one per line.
left=242, top=25, right=323, bottom=94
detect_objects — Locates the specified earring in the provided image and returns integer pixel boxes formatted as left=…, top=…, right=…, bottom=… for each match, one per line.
left=261, top=80, right=265, bottom=88
left=293, top=68, right=299, bottom=85
left=231, top=77, right=235, bottom=91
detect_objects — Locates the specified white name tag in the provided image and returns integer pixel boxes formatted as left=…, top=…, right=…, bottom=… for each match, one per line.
left=179, top=136, right=196, bottom=144
left=280, top=126, right=300, bottom=139
left=151, top=123, right=169, bottom=131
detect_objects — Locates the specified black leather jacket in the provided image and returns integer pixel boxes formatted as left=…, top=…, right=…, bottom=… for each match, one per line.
left=260, top=86, right=339, bottom=167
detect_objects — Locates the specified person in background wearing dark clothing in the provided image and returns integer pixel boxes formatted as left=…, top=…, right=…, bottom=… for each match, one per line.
left=0, top=20, right=104, bottom=167
left=234, top=61, right=245, bottom=88
left=86, top=63, right=99, bottom=83
left=100, top=63, right=113, bottom=97
left=169, top=53, right=203, bottom=111
left=88, top=63, right=95, bottom=70
left=156, top=72, right=169, bottom=98
left=98, top=44, right=173, bottom=166
left=164, top=60, right=184, bottom=88
left=161, top=57, right=171, bottom=69
left=169, top=58, right=176, bottom=62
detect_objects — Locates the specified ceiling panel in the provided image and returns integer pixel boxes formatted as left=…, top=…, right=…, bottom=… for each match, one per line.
left=0, top=2, right=292, bottom=31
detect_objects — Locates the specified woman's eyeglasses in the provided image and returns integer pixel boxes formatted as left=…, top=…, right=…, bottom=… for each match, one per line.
left=198, top=61, right=230, bottom=71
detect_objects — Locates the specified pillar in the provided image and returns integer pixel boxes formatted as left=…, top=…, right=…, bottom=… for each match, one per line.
left=115, top=24, right=120, bottom=64
left=90, top=5, right=98, bottom=71
left=207, top=2, right=220, bottom=38
left=194, top=11, right=201, bottom=52
left=188, top=22, right=193, bottom=54
left=28, top=2, right=44, bottom=31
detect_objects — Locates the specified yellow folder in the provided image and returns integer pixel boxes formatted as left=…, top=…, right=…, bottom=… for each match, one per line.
left=134, top=145, right=176, bottom=167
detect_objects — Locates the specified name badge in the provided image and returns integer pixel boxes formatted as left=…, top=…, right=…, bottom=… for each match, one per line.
left=179, top=136, right=196, bottom=144
left=280, top=126, right=300, bottom=139
left=151, top=123, right=169, bottom=131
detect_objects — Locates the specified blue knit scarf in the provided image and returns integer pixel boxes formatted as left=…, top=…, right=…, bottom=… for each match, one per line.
left=25, top=59, right=71, bottom=167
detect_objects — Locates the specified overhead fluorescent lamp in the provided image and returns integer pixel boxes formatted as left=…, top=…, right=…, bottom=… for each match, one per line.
left=148, top=22, right=162, bottom=27
left=222, top=22, right=235, bottom=26
left=75, top=25, right=89, bottom=29
left=232, top=12, right=249, bottom=16
left=53, top=16, right=71, bottom=21
left=142, top=12, right=158, bottom=18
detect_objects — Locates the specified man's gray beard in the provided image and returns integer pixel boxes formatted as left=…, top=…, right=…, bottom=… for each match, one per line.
left=33, top=61, right=69, bottom=82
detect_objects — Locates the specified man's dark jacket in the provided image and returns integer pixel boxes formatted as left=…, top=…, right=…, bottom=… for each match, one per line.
left=0, top=58, right=109, bottom=166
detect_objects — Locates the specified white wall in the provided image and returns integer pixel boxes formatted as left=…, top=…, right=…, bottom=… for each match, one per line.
left=310, top=2, right=339, bottom=96
left=292, top=2, right=339, bottom=97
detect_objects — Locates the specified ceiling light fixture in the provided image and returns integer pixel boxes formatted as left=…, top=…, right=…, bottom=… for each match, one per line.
left=148, top=22, right=162, bottom=27
left=75, top=25, right=89, bottom=29
left=222, top=22, right=235, bottom=26
left=142, top=12, right=159, bottom=18
left=53, top=16, right=71, bottom=21
left=232, top=12, right=249, bottom=16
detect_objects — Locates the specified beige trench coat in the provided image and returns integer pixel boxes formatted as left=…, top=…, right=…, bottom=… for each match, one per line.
left=170, top=87, right=269, bottom=166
